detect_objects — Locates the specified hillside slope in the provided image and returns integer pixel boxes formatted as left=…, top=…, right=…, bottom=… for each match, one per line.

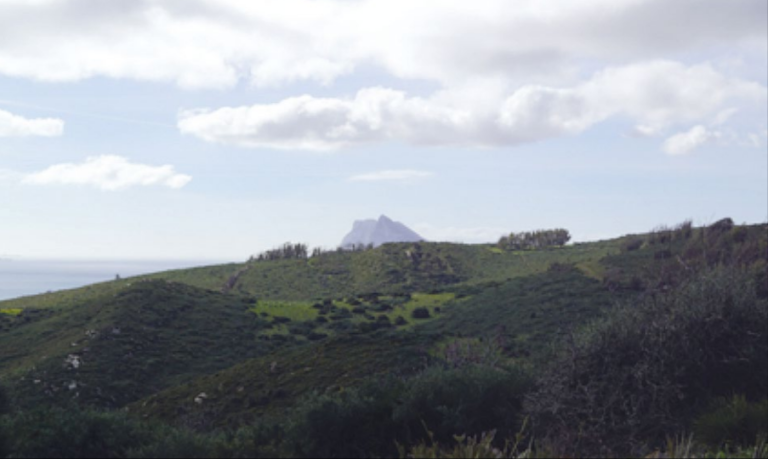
left=1, top=280, right=275, bottom=409
left=1, top=221, right=765, bottom=432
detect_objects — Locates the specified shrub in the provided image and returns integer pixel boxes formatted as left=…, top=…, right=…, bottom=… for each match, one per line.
left=285, top=380, right=403, bottom=458
left=694, top=396, right=768, bottom=448
left=708, top=217, right=735, bottom=234
left=0, top=385, right=8, bottom=459
left=393, top=365, right=533, bottom=446
left=623, top=238, right=644, bottom=252
left=412, top=307, right=431, bottom=319
left=0, top=406, right=226, bottom=458
left=529, top=268, right=768, bottom=456
left=284, top=365, right=532, bottom=458
left=125, top=429, right=224, bottom=458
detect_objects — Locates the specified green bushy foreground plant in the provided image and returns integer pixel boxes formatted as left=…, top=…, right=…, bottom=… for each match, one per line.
left=694, top=396, right=768, bottom=448
left=528, top=267, right=768, bottom=456
left=0, top=406, right=228, bottom=458
left=284, top=365, right=533, bottom=458
left=0, top=386, right=8, bottom=458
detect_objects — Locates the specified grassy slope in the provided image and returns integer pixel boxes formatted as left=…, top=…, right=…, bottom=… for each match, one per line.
left=130, top=334, right=429, bottom=429
left=128, top=269, right=615, bottom=428
left=2, top=223, right=764, bottom=429
left=418, top=267, right=616, bottom=362
left=1, top=280, right=278, bottom=409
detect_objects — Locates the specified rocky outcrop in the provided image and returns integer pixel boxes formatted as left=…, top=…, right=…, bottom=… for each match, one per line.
left=341, top=215, right=424, bottom=248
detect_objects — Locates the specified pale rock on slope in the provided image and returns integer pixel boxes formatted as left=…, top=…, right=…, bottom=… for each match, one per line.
left=341, top=215, right=424, bottom=248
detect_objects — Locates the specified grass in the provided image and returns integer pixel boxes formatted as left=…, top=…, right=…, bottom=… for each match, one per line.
left=1, top=280, right=277, bottom=410
left=419, top=267, right=615, bottom=364
left=250, top=300, right=318, bottom=322
left=130, top=334, right=429, bottom=428
left=1, top=221, right=764, bottom=449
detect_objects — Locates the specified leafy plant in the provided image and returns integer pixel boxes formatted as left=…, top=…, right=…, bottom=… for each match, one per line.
left=529, top=268, right=768, bottom=456
left=694, top=396, right=768, bottom=448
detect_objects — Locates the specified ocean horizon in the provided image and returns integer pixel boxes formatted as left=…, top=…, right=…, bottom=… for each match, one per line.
left=0, top=259, right=228, bottom=302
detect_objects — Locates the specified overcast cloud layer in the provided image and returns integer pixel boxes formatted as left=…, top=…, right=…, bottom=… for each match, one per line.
left=0, top=0, right=764, bottom=88
left=0, top=0, right=766, bottom=259
left=1, top=0, right=766, bottom=151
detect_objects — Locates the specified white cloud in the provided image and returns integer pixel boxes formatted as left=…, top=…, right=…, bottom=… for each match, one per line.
left=414, top=224, right=507, bottom=244
left=348, top=170, right=434, bottom=182
left=0, top=109, right=64, bottom=137
left=0, top=0, right=764, bottom=89
left=498, top=61, right=766, bottom=141
left=179, top=61, right=766, bottom=150
left=23, top=155, right=192, bottom=191
left=662, top=125, right=719, bottom=155
left=178, top=87, right=474, bottom=150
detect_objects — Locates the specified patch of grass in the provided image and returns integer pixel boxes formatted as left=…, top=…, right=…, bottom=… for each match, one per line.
left=251, top=300, right=318, bottom=322
left=0, top=309, right=21, bottom=316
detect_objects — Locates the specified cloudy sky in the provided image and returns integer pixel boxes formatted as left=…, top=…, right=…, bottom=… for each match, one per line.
left=0, top=0, right=766, bottom=260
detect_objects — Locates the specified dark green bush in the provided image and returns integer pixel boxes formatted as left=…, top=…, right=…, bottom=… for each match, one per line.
left=393, top=365, right=532, bottom=445
left=285, top=380, right=403, bottom=458
left=623, top=238, right=644, bottom=252
left=411, top=307, right=430, bottom=319
left=694, top=396, right=768, bottom=447
left=529, top=268, right=768, bottom=456
left=0, top=385, right=8, bottom=459
left=284, top=365, right=532, bottom=458
left=125, top=429, right=225, bottom=458
left=0, top=406, right=235, bottom=458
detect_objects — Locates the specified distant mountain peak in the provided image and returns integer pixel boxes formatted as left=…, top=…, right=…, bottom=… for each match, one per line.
left=341, top=215, right=424, bottom=248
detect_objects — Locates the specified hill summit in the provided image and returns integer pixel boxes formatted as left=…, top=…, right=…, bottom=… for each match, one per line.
left=341, top=215, right=424, bottom=248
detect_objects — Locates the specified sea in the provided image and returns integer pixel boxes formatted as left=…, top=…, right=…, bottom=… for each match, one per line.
left=0, top=259, right=224, bottom=302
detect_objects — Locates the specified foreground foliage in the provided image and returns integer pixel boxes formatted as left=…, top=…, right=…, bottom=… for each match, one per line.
left=528, top=268, right=768, bottom=456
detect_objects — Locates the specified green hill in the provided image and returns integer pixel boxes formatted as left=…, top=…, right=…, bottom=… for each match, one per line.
left=1, top=220, right=766, bottom=457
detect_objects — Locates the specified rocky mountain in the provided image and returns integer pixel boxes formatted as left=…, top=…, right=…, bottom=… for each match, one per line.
left=341, top=215, right=424, bottom=248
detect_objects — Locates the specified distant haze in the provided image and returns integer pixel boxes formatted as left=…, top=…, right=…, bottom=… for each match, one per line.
left=0, top=259, right=220, bottom=301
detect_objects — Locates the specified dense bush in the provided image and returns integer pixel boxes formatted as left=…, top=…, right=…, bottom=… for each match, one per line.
left=0, top=406, right=229, bottom=458
left=498, top=229, right=571, bottom=251
left=528, top=268, right=768, bottom=456
left=623, top=238, right=644, bottom=252
left=284, top=365, right=532, bottom=458
left=0, top=386, right=7, bottom=459
left=694, top=396, right=768, bottom=448
left=392, top=365, right=532, bottom=446
left=284, top=380, right=403, bottom=458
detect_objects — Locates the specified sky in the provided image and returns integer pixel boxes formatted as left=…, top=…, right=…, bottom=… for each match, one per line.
left=0, top=0, right=766, bottom=261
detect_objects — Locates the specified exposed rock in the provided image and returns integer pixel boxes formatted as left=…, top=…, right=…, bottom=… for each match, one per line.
left=194, top=392, right=208, bottom=404
left=65, top=354, right=81, bottom=369
left=341, top=215, right=424, bottom=248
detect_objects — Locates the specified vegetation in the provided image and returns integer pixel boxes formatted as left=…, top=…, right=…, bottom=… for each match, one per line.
left=498, top=229, right=571, bottom=251
left=528, top=268, right=768, bottom=456
left=0, top=220, right=765, bottom=457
